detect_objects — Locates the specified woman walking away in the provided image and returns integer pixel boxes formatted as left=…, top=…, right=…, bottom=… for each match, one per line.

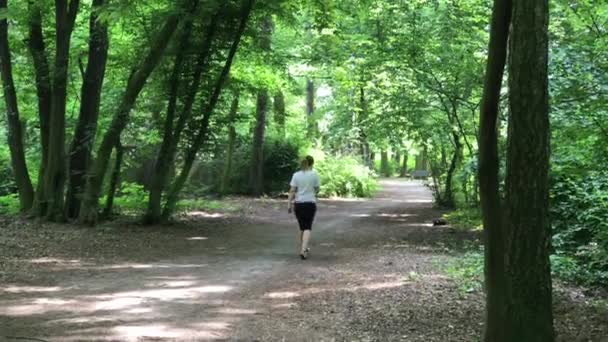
left=288, top=155, right=321, bottom=260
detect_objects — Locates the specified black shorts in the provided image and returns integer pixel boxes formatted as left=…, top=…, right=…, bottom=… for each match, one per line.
left=294, top=202, right=317, bottom=231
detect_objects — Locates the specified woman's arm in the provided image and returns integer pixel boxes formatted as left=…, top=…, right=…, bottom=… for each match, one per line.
left=288, top=186, right=296, bottom=213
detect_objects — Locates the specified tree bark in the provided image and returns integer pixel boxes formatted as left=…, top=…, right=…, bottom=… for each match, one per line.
left=43, top=0, right=80, bottom=221
left=444, top=130, right=462, bottom=208
left=145, top=2, right=198, bottom=224
left=380, top=150, right=390, bottom=177
left=306, top=78, right=316, bottom=139
left=161, top=0, right=254, bottom=221
left=102, top=140, right=123, bottom=219
left=503, top=0, right=554, bottom=339
left=250, top=89, right=268, bottom=196
left=0, top=0, right=35, bottom=211
left=79, top=12, right=180, bottom=225
left=273, top=90, right=286, bottom=137
left=66, top=0, right=109, bottom=219
left=26, top=2, right=53, bottom=215
left=220, top=91, right=240, bottom=195
left=249, top=14, right=273, bottom=197
left=400, top=150, right=408, bottom=177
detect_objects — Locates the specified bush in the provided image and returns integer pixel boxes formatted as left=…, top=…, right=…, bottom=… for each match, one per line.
left=551, top=170, right=608, bottom=286
left=316, top=156, right=378, bottom=198
left=190, top=137, right=300, bottom=196
left=443, top=207, right=482, bottom=231
left=0, top=146, right=16, bottom=197
left=100, top=182, right=148, bottom=214
left=0, top=193, right=20, bottom=215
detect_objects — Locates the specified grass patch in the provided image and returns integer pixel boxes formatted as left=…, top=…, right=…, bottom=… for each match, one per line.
left=444, top=250, right=484, bottom=294
left=443, top=207, right=482, bottom=230
left=0, top=193, right=20, bottom=215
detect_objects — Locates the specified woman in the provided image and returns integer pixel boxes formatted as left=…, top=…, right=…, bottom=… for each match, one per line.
left=288, top=155, right=321, bottom=260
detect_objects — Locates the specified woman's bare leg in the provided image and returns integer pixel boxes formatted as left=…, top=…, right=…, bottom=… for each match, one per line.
left=301, top=230, right=311, bottom=255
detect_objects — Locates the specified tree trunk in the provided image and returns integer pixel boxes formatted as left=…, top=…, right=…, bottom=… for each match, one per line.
left=394, top=150, right=401, bottom=164
left=443, top=131, right=462, bottom=208
left=0, top=0, right=35, bottom=211
left=145, top=4, right=197, bottom=224
left=249, top=15, right=273, bottom=197
left=79, top=13, right=180, bottom=225
left=102, top=141, right=123, bottom=219
left=273, top=90, right=286, bottom=137
left=66, top=0, right=109, bottom=219
left=380, top=150, right=390, bottom=177
left=43, top=0, right=80, bottom=221
left=306, top=78, right=316, bottom=139
left=161, top=0, right=254, bottom=221
left=26, top=3, right=52, bottom=215
left=220, top=92, right=240, bottom=195
left=503, top=0, right=554, bottom=340
left=400, top=150, right=408, bottom=177
left=250, top=90, right=268, bottom=196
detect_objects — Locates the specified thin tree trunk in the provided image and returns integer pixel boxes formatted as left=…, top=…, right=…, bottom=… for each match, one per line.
left=249, top=14, right=273, bottom=197
left=161, top=0, right=254, bottom=221
left=306, top=78, right=316, bottom=139
left=400, top=150, right=408, bottom=177
left=0, top=0, right=35, bottom=210
left=220, top=92, right=240, bottom=195
left=26, top=2, right=52, bottom=215
left=273, top=90, right=286, bottom=137
left=503, top=0, right=554, bottom=340
left=79, top=13, right=180, bottom=225
left=43, top=0, right=80, bottom=221
left=145, top=2, right=198, bottom=224
left=444, top=131, right=462, bottom=208
left=380, top=150, right=390, bottom=177
left=66, top=0, right=109, bottom=219
left=250, top=90, right=268, bottom=196
left=102, top=140, right=123, bottom=218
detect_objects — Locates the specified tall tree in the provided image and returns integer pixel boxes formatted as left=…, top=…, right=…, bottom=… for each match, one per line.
left=220, top=90, right=240, bottom=195
left=26, top=2, right=52, bottom=214
left=504, top=0, right=554, bottom=339
left=480, top=0, right=555, bottom=340
left=0, top=0, right=35, bottom=210
left=79, top=11, right=181, bottom=225
left=162, top=0, right=254, bottom=220
left=478, top=0, right=510, bottom=339
left=249, top=14, right=273, bottom=197
left=66, top=0, right=110, bottom=219
left=144, top=0, right=199, bottom=224
left=43, top=0, right=81, bottom=221
left=145, top=3, right=220, bottom=224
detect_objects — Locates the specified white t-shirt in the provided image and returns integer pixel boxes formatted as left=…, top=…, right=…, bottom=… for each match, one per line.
left=290, top=170, right=321, bottom=203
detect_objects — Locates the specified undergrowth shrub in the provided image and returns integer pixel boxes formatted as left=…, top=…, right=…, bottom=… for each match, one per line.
left=0, top=193, right=20, bottom=215
left=316, top=156, right=377, bottom=198
left=551, top=170, right=608, bottom=286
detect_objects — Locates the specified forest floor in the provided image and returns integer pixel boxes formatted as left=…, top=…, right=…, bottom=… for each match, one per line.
left=0, top=180, right=607, bottom=342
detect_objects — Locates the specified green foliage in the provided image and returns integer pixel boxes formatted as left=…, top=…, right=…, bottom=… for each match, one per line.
left=175, top=199, right=239, bottom=214
left=193, top=137, right=300, bottom=196
left=444, top=250, right=485, bottom=294
left=0, top=193, right=20, bottom=215
left=443, top=208, right=482, bottom=231
left=100, top=182, right=148, bottom=214
left=316, top=156, right=377, bottom=198
left=263, top=139, right=301, bottom=193
left=551, top=171, right=608, bottom=286
left=0, top=144, right=15, bottom=197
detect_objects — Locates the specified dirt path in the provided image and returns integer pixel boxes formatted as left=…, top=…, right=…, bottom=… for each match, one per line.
left=0, top=180, right=606, bottom=341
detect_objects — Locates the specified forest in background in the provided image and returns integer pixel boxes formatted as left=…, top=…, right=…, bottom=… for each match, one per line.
left=0, top=0, right=606, bottom=340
